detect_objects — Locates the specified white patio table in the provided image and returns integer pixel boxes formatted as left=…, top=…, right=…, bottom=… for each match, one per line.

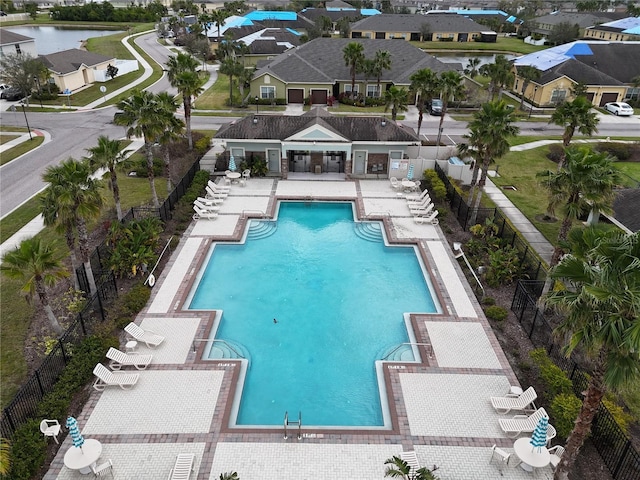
left=513, top=437, right=550, bottom=472
left=63, top=438, right=103, bottom=475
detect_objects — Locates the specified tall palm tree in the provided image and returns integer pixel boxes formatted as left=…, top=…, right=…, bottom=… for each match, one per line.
left=435, top=71, right=465, bottom=146
left=86, top=136, right=130, bottom=221
left=549, top=96, right=599, bottom=170
left=544, top=227, right=640, bottom=480
left=209, top=8, right=229, bottom=43
left=1, top=237, right=69, bottom=334
left=372, top=49, right=392, bottom=94
left=516, top=65, right=541, bottom=111
left=114, top=90, right=169, bottom=208
left=410, top=68, right=438, bottom=137
left=479, top=54, right=512, bottom=100
left=219, top=57, right=244, bottom=107
left=156, top=92, right=185, bottom=192
left=384, top=86, right=409, bottom=121
left=464, top=57, right=481, bottom=78
left=166, top=52, right=204, bottom=151
left=460, top=100, right=519, bottom=224
left=343, top=41, right=365, bottom=97
left=537, top=146, right=619, bottom=269
left=42, top=158, right=103, bottom=296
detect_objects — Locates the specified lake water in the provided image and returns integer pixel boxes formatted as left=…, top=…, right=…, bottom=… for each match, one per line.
left=4, top=26, right=123, bottom=55
left=432, top=53, right=519, bottom=69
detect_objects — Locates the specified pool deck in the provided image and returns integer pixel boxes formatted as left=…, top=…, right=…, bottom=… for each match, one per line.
left=44, top=179, right=554, bottom=480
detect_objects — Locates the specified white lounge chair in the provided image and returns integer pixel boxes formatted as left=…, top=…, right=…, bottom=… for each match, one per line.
left=490, top=386, right=537, bottom=414
left=414, top=210, right=439, bottom=225
left=169, top=453, right=195, bottom=480
left=106, top=347, right=152, bottom=371
left=193, top=205, right=219, bottom=220
left=124, top=322, right=165, bottom=348
left=407, top=195, right=432, bottom=209
left=407, top=193, right=430, bottom=206
left=498, top=407, right=548, bottom=438
left=409, top=202, right=435, bottom=216
left=406, top=188, right=429, bottom=202
left=195, top=197, right=221, bottom=210
left=40, top=419, right=61, bottom=443
left=203, top=187, right=225, bottom=202
left=207, top=180, right=230, bottom=192
left=204, top=185, right=227, bottom=199
left=92, top=363, right=139, bottom=391
left=400, top=451, right=421, bottom=474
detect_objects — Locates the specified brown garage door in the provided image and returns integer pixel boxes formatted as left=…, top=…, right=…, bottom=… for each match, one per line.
left=287, top=89, right=304, bottom=104
left=310, top=89, right=328, bottom=105
left=586, top=92, right=595, bottom=104
left=599, top=93, right=618, bottom=107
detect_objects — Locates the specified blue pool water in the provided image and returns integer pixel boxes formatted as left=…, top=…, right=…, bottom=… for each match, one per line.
left=189, top=202, right=438, bottom=427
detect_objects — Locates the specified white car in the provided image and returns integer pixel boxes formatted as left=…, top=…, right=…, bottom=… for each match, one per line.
left=604, top=102, right=634, bottom=116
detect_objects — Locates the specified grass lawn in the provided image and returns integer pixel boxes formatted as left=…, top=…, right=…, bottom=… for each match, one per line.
left=196, top=75, right=233, bottom=110
left=0, top=133, right=20, bottom=145
left=413, top=36, right=545, bottom=55
left=613, top=161, right=640, bottom=188
left=0, top=136, right=45, bottom=166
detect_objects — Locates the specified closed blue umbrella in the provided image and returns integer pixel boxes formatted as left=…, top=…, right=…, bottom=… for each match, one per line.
left=530, top=416, right=549, bottom=452
left=66, top=416, right=84, bottom=450
left=407, top=164, right=414, bottom=180
left=229, top=155, right=236, bottom=172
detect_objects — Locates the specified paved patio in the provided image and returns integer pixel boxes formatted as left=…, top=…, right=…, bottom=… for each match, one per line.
left=44, top=178, right=555, bottom=480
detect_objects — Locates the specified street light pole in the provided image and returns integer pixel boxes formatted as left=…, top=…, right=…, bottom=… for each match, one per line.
left=20, top=102, right=33, bottom=141
left=33, top=75, right=43, bottom=108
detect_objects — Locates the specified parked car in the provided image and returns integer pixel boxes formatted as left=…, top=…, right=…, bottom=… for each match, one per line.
left=604, top=102, right=634, bottom=116
left=0, top=87, right=25, bottom=101
left=429, top=99, right=443, bottom=116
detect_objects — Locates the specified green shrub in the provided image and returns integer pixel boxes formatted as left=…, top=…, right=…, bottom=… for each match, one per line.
left=8, top=419, right=47, bottom=480
left=194, top=136, right=211, bottom=155
left=133, top=156, right=164, bottom=177
left=122, top=284, right=151, bottom=314
left=603, top=397, right=633, bottom=436
left=530, top=348, right=573, bottom=397
left=482, top=297, right=496, bottom=306
left=182, top=170, right=210, bottom=205
left=550, top=393, right=582, bottom=438
left=595, top=142, right=631, bottom=161
left=106, top=218, right=163, bottom=278
left=486, top=246, right=522, bottom=287
left=485, top=305, right=508, bottom=321
left=422, top=170, right=447, bottom=202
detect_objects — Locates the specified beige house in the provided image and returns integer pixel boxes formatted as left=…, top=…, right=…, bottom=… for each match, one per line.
left=0, top=30, right=37, bottom=58
left=39, top=49, right=114, bottom=92
left=584, top=17, right=640, bottom=41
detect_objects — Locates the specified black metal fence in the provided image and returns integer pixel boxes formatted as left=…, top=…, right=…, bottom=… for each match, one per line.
left=512, top=281, right=640, bottom=480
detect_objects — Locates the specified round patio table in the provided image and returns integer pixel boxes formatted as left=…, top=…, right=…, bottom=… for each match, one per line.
left=513, top=437, right=550, bottom=472
left=226, top=171, right=241, bottom=182
left=63, top=438, right=103, bottom=475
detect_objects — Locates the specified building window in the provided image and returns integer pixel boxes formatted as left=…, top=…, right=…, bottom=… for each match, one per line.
left=367, top=84, right=380, bottom=98
left=15, top=44, right=21, bottom=54
left=550, top=89, right=567, bottom=104
left=344, top=84, right=359, bottom=95
left=260, top=86, right=275, bottom=99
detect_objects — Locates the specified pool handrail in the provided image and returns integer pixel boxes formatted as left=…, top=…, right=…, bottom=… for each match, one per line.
left=381, top=342, right=433, bottom=360
left=192, top=338, right=245, bottom=359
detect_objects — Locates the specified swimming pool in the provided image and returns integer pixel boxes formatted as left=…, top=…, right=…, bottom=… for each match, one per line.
left=188, top=202, right=439, bottom=427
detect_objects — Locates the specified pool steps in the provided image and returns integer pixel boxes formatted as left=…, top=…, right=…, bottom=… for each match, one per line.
left=247, top=220, right=277, bottom=240
left=209, top=339, right=251, bottom=361
left=379, top=343, right=415, bottom=362
left=353, top=222, right=383, bottom=243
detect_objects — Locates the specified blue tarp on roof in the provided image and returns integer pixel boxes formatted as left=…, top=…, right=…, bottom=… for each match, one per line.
left=602, top=17, right=640, bottom=29
left=506, top=15, right=516, bottom=23
left=245, top=11, right=297, bottom=21
left=623, top=25, right=640, bottom=34
left=454, top=9, right=508, bottom=16
left=360, top=9, right=381, bottom=15
left=286, top=27, right=302, bottom=36
left=226, top=16, right=253, bottom=28
left=565, top=42, right=593, bottom=58
left=327, top=7, right=356, bottom=11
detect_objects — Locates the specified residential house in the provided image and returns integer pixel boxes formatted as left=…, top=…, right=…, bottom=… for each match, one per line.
left=39, top=48, right=114, bottom=92
left=250, top=37, right=460, bottom=105
left=214, top=107, right=419, bottom=178
left=530, top=11, right=626, bottom=40
left=298, top=6, right=380, bottom=31
left=204, top=14, right=256, bottom=42
left=0, top=30, right=37, bottom=57
left=584, top=16, right=640, bottom=41
left=243, top=10, right=315, bottom=33
left=350, top=13, right=497, bottom=42
left=221, top=26, right=301, bottom=65
left=512, top=41, right=640, bottom=107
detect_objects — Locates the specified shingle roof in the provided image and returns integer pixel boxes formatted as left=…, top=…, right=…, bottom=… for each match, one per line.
left=215, top=108, right=419, bottom=142
left=39, top=49, right=113, bottom=75
left=613, top=189, right=640, bottom=232
left=533, top=12, right=622, bottom=28
left=227, top=28, right=301, bottom=54
left=351, top=13, right=492, bottom=33
left=534, top=59, right=624, bottom=87
left=573, top=43, right=640, bottom=84
left=253, top=38, right=459, bottom=85
left=0, top=29, right=34, bottom=46
left=299, top=7, right=365, bottom=23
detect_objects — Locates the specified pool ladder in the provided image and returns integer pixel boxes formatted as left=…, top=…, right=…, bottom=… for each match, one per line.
left=284, top=411, right=302, bottom=440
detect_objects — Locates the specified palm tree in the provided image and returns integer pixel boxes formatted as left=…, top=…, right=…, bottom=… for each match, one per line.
left=237, top=66, right=255, bottom=106
left=209, top=8, right=229, bottom=43
left=516, top=65, right=541, bottom=111
left=384, top=86, right=409, bottom=121
left=384, top=455, right=438, bottom=480
left=156, top=92, right=185, bottom=191
left=464, top=57, right=481, bottom=78
left=372, top=49, right=392, bottom=94
left=479, top=54, right=513, bottom=100
left=42, top=158, right=103, bottom=296
left=435, top=71, right=465, bottom=146
left=219, top=473, right=239, bottom=480
left=544, top=227, right=640, bottom=480
left=114, top=90, right=169, bottom=208
left=460, top=100, right=519, bottom=224
left=86, top=136, right=130, bottom=221
left=549, top=96, right=599, bottom=170
left=410, top=68, right=438, bottom=137
left=537, top=146, right=619, bottom=269
left=1, top=237, right=69, bottom=334
left=219, top=57, right=244, bottom=107
left=343, top=42, right=365, bottom=97
left=0, top=438, right=9, bottom=475
left=166, top=52, right=204, bottom=151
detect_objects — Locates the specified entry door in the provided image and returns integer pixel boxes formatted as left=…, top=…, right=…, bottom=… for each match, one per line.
left=291, top=153, right=309, bottom=172
left=353, top=151, right=366, bottom=175
left=267, top=149, right=280, bottom=173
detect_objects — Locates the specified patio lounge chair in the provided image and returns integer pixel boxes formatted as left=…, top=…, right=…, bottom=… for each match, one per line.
left=204, top=187, right=225, bottom=202
left=106, top=347, right=153, bottom=371
left=400, top=451, right=421, bottom=473
left=490, top=386, right=537, bottom=414
left=407, top=194, right=432, bottom=207
left=406, top=189, right=430, bottom=202
left=92, top=363, right=139, bottom=391
left=195, top=198, right=221, bottom=210
left=193, top=205, right=219, bottom=220
left=207, top=180, right=230, bottom=192
left=169, top=453, right=195, bottom=480
left=498, top=407, right=548, bottom=438
left=124, top=322, right=165, bottom=348
left=410, top=202, right=435, bottom=216
left=204, top=185, right=227, bottom=199
left=414, top=210, right=439, bottom=225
